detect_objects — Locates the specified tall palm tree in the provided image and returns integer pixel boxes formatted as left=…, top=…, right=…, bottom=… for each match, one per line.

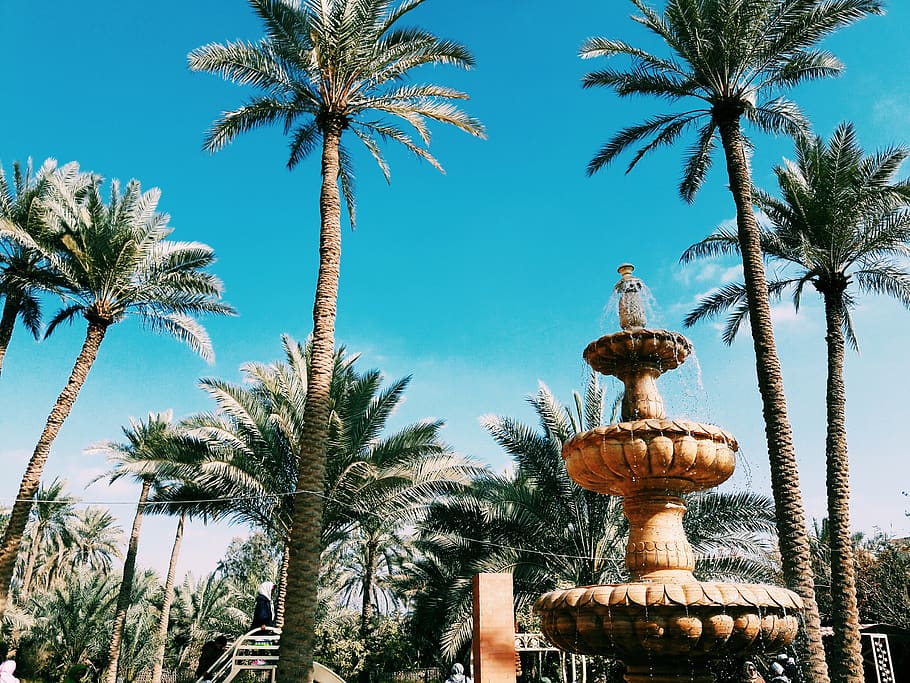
left=0, top=170, right=233, bottom=619
left=682, top=122, right=910, bottom=683
left=89, top=411, right=191, bottom=683
left=0, top=159, right=81, bottom=375
left=411, top=376, right=777, bottom=660
left=580, top=3, right=883, bottom=679
left=189, top=2, right=484, bottom=677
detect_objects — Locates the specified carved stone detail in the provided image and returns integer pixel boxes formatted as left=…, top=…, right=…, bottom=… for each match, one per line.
left=564, top=420, right=737, bottom=496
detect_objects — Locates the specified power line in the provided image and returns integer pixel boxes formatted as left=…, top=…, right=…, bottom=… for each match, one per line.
left=0, top=488, right=322, bottom=507
left=5, top=489, right=768, bottom=565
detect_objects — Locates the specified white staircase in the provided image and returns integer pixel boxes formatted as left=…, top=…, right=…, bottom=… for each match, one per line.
left=198, top=629, right=344, bottom=683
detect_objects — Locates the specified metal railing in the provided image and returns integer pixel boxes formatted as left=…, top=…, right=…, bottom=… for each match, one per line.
left=196, top=630, right=345, bottom=683
left=197, top=629, right=281, bottom=683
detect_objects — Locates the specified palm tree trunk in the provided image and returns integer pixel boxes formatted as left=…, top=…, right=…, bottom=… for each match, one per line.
left=0, top=318, right=108, bottom=619
left=0, top=295, right=20, bottom=376
left=151, top=512, right=185, bottom=683
left=18, top=519, right=43, bottom=601
left=276, top=117, right=345, bottom=683
left=715, top=116, right=829, bottom=683
left=104, top=478, right=152, bottom=683
left=359, top=538, right=378, bottom=639
left=357, top=538, right=379, bottom=683
left=275, top=540, right=291, bottom=628
left=822, top=291, right=863, bottom=683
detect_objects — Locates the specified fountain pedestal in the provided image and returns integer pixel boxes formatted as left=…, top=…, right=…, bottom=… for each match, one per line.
left=534, top=265, right=802, bottom=682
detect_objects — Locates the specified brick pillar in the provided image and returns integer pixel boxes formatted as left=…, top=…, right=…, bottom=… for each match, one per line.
left=472, top=573, right=516, bottom=683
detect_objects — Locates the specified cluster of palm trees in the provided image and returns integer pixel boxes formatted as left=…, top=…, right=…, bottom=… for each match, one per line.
left=0, top=158, right=232, bottom=624
left=70, top=336, right=476, bottom=683
left=3, top=1, right=910, bottom=683
left=1, top=485, right=257, bottom=683
left=184, top=0, right=910, bottom=679
left=2, top=350, right=795, bottom=683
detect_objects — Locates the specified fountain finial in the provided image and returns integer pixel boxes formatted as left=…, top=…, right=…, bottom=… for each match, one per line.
left=615, top=263, right=647, bottom=329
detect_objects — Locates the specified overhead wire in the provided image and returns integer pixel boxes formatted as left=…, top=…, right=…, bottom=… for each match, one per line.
left=2, top=486, right=769, bottom=565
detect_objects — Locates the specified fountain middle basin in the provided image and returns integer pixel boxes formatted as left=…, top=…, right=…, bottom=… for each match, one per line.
left=534, top=265, right=803, bottom=683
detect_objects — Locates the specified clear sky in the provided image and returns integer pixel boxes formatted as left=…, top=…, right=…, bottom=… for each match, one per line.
left=2, top=0, right=910, bottom=580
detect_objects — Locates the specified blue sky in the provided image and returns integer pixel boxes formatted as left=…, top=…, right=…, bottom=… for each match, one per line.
left=2, top=0, right=910, bottom=579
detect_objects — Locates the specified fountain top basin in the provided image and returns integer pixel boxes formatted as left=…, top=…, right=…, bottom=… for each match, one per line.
left=584, top=328, right=692, bottom=377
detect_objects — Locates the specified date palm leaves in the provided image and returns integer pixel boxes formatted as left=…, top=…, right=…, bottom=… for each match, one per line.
left=0, top=168, right=232, bottom=621
left=581, top=0, right=883, bottom=202
left=189, top=0, right=484, bottom=226
left=683, top=122, right=910, bottom=682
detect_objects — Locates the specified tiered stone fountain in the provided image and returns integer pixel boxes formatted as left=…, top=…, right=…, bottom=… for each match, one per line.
left=534, top=265, right=803, bottom=683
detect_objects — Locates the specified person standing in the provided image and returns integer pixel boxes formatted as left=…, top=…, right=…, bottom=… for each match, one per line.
left=445, top=663, right=471, bottom=683
left=250, top=581, right=276, bottom=632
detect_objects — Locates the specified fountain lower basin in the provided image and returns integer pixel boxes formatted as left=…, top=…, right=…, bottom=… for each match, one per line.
left=537, top=582, right=802, bottom=659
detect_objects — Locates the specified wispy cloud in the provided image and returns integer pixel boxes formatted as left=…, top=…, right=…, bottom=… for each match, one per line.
left=873, top=94, right=910, bottom=133
left=720, top=265, right=742, bottom=283
left=770, top=303, right=801, bottom=325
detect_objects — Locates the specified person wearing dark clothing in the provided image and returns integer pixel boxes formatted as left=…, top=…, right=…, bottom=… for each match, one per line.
left=195, top=635, right=228, bottom=681
left=250, top=581, right=276, bottom=632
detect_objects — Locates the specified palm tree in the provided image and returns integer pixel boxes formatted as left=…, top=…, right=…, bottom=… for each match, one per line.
left=28, top=569, right=119, bottom=678
left=0, top=170, right=233, bottom=619
left=117, top=570, right=166, bottom=683
left=168, top=337, right=346, bottom=538
left=189, top=2, right=484, bottom=677
left=150, top=509, right=186, bottom=683
left=170, top=573, right=248, bottom=669
left=0, top=159, right=81, bottom=375
left=317, top=367, right=473, bottom=652
left=89, top=412, right=181, bottom=683
left=17, top=478, right=78, bottom=601
left=579, top=3, right=883, bottom=679
left=178, top=338, right=473, bottom=636
left=22, top=505, right=124, bottom=597
left=682, top=122, right=910, bottom=683
left=166, top=335, right=473, bottom=680
left=67, top=506, right=124, bottom=575
left=411, top=376, right=777, bottom=659
left=160, top=337, right=356, bottom=631
left=326, top=525, right=414, bottom=627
